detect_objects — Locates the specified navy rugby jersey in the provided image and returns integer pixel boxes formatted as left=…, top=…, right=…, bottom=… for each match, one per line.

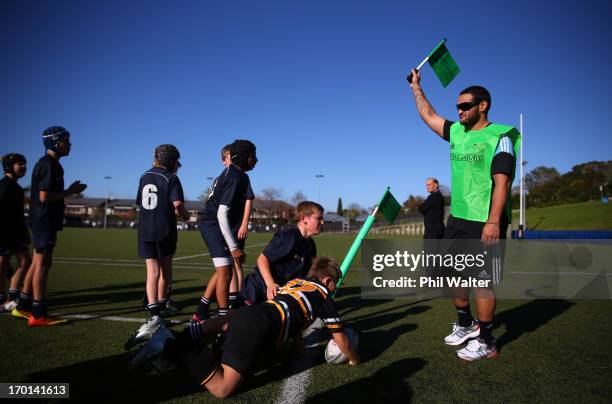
left=258, top=227, right=317, bottom=285
left=200, top=164, right=253, bottom=231
left=136, top=167, right=184, bottom=242
left=29, top=155, right=65, bottom=231
left=267, top=278, right=343, bottom=343
left=0, top=176, right=28, bottom=243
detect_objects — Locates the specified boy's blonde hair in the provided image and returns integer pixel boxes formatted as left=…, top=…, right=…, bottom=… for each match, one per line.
left=307, top=256, right=341, bottom=284
left=295, top=201, right=324, bottom=222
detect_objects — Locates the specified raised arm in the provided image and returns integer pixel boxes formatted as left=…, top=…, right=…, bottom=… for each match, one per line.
left=408, top=69, right=446, bottom=138
left=40, top=181, right=87, bottom=203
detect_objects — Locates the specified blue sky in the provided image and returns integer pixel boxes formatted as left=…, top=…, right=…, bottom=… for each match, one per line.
left=2, top=0, right=611, bottom=211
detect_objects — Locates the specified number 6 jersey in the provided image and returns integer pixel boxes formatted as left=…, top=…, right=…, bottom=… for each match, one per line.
left=136, top=166, right=184, bottom=242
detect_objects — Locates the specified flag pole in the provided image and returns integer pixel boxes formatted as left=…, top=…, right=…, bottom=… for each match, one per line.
left=407, top=38, right=447, bottom=83
left=518, top=113, right=525, bottom=238
left=335, top=188, right=390, bottom=290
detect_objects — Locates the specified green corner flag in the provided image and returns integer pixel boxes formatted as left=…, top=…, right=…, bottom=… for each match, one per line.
left=427, top=38, right=460, bottom=87
left=335, top=187, right=401, bottom=291
left=407, top=38, right=460, bottom=88
left=378, top=188, right=401, bottom=223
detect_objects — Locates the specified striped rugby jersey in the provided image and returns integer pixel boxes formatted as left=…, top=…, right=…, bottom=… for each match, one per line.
left=266, top=278, right=343, bottom=343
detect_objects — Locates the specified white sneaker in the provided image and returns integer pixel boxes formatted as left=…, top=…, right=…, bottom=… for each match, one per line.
left=4, top=300, right=18, bottom=312
left=137, top=315, right=163, bottom=338
left=444, top=322, right=480, bottom=346
left=456, top=338, right=498, bottom=361
left=125, top=315, right=164, bottom=350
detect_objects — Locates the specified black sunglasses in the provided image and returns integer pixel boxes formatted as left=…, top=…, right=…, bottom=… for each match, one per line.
left=456, top=100, right=482, bottom=112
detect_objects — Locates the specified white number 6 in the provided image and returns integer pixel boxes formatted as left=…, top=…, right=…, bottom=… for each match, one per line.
left=142, top=184, right=158, bottom=210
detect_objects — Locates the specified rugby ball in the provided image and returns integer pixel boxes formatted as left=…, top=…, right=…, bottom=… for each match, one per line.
left=324, top=328, right=359, bottom=364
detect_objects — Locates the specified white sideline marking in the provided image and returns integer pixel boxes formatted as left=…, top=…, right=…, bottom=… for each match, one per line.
left=174, top=242, right=267, bottom=261
left=173, top=252, right=210, bottom=261
left=54, top=260, right=213, bottom=270
left=276, top=367, right=312, bottom=404
left=0, top=312, right=187, bottom=325
left=275, top=319, right=325, bottom=404
left=52, top=313, right=184, bottom=324
left=54, top=241, right=268, bottom=264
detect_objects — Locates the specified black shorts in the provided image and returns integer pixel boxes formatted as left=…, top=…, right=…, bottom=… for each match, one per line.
left=31, top=230, right=58, bottom=254
left=440, top=222, right=507, bottom=286
left=138, top=240, right=176, bottom=259
left=0, top=241, right=29, bottom=256
left=221, top=303, right=281, bottom=375
left=199, top=220, right=244, bottom=267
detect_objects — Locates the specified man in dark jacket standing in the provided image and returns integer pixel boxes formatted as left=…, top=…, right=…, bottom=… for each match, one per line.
left=418, top=178, right=445, bottom=239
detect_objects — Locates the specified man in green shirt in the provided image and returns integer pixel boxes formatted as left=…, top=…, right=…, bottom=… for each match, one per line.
left=408, top=68, right=520, bottom=361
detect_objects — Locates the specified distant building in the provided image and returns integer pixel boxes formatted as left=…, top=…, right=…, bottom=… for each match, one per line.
left=61, top=197, right=297, bottom=231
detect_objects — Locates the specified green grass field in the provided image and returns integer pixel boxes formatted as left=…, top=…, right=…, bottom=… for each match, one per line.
left=1, top=227, right=611, bottom=403
left=514, top=200, right=612, bottom=230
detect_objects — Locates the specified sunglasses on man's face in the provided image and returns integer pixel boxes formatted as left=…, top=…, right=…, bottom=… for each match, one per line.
left=456, top=100, right=481, bottom=112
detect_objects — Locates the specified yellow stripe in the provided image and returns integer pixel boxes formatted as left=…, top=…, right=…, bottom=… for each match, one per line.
left=200, top=364, right=219, bottom=386
left=326, top=324, right=343, bottom=329
left=290, top=292, right=310, bottom=319
left=267, top=301, right=286, bottom=344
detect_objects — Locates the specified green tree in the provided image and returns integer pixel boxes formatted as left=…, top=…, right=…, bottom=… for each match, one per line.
left=337, top=197, right=343, bottom=216
left=402, top=195, right=425, bottom=213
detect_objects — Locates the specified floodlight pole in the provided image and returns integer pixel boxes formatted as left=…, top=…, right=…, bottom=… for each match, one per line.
left=103, top=176, right=112, bottom=229
left=316, top=174, right=324, bottom=203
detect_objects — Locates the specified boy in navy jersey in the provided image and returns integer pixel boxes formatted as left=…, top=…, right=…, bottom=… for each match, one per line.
left=241, top=200, right=323, bottom=305
left=193, top=140, right=257, bottom=322
left=128, top=145, right=186, bottom=346
left=130, top=257, right=359, bottom=399
left=193, top=145, right=255, bottom=316
left=0, top=153, right=31, bottom=312
left=13, top=126, right=87, bottom=326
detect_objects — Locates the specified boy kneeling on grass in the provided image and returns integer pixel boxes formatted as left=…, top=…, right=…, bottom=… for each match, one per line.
left=130, top=256, right=359, bottom=398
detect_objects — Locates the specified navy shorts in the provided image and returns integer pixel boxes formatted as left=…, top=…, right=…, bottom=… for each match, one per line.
left=32, top=231, right=58, bottom=254
left=0, top=241, right=29, bottom=256
left=199, top=220, right=244, bottom=267
left=241, top=272, right=268, bottom=305
left=138, top=240, right=176, bottom=259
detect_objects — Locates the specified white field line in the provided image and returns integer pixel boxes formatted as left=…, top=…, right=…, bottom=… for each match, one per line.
left=50, top=313, right=186, bottom=324
left=54, top=260, right=213, bottom=270
left=174, top=242, right=268, bottom=261
left=275, top=365, right=312, bottom=404
left=53, top=242, right=269, bottom=269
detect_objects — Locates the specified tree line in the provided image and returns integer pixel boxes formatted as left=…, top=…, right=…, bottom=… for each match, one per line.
left=519, top=160, right=611, bottom=207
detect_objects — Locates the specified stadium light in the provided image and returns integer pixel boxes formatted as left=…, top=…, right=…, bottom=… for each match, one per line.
left=103, top=176, right=112, bottom=229
left=315, top=174, right=324, bottom=203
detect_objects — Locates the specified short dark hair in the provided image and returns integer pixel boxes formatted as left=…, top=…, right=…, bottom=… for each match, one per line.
left=460, top=86, right=491, bottom=114
left=295, top=201, right=324, bottom=222
left=307, top=256, right=341, bottom=284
